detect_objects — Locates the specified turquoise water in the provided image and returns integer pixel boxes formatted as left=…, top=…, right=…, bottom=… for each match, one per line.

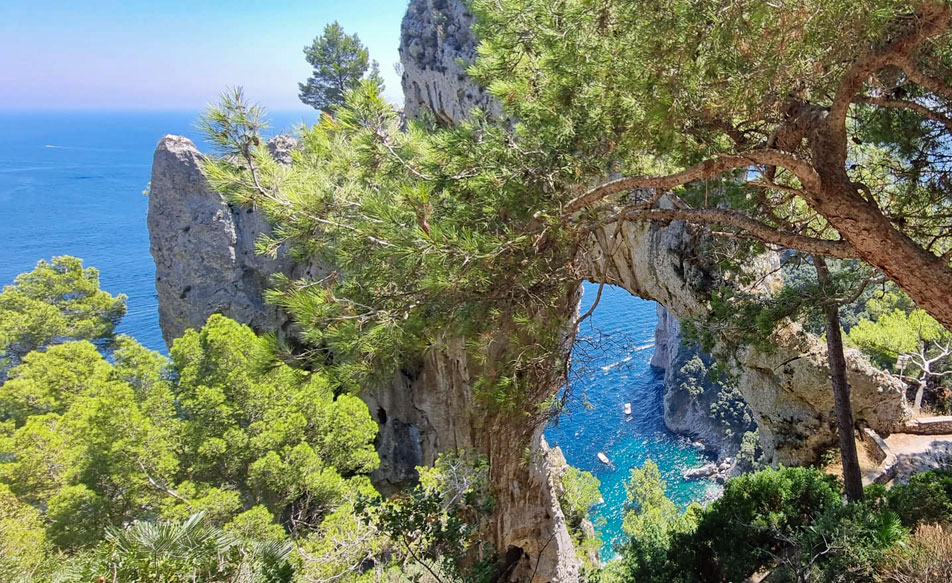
left=545, top=284, right=721, bottom=558
left=0, top=111, right=717, bottom=557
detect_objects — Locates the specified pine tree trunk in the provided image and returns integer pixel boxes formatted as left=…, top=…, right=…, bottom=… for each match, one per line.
left=814, top=258, right=865, bottom=502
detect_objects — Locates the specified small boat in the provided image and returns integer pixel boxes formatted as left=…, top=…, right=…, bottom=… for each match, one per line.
left=597, top=452, right=611, bottom=465
left=624, top=403, right=632, bottom=415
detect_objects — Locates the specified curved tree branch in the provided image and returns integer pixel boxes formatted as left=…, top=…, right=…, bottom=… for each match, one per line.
left=562, top=150, right=821, bottom=218
left=899, top=58, right=952, bottom=102
left=830, top=2, right=951, bottom=135
left=854, top=94, right=952, bottom=132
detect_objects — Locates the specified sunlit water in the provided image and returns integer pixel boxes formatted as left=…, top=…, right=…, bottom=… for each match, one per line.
left=0, top=111, right=317, bottom=352
left=0, top=112, right=718, bottom=559
left=545, top=284, right=721, bottom=559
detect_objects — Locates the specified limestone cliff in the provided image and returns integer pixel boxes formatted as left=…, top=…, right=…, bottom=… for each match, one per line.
left=148, top=134, right=327, bottom=345
left=146, top=0, right=910, bottom=580
left=147, top=137, right=579, bottom=581
left=399, top=0, right=498, bottom=123
left=650, top=305, right=755, bottom=460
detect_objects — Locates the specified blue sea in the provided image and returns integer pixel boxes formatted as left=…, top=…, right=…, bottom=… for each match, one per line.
left=0, top=111, right=716, bottom=556
left=545, top=285, right=721, bottom=558
left=0, top=111, right=320, bottom=352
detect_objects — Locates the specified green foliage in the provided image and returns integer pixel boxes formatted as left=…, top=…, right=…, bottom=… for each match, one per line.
left=887, top=470, right=952, bottom=527
left=0, top=256, right=125, bottom=376
left=615, top=467, right=952, bottom=582
left=849, top=304, right=951, bottom=370
left=356, top=452, right=495, bottom=582
left=559, top=466, right=601, bottom=526
left=0, top=260, right=383, bottom=582
left=558, top=466, right=602, bottom=562
left=166, top=314, right=378, bottom=532
left=684, top=466, right=842, bottom=581
left=0, top=340, right=112, bottom=425
left=620, top=460, right=701, bottom=582
left=200, top=83, right=579, bottom=420
left=299, top=21, right=382, bottom=112
left=678, top=354, right=708, bottom=399
left=735, top=430, right=765, bottom=472
left=0, top=483, right=52, bottom=582
left=85, top=512, right=295, bottom=583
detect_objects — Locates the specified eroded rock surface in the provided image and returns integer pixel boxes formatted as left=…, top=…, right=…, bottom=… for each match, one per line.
left=651, top=305, right=755, bottom=460
left=148, top=135, right=293, bottom=344
left=400, top=0, right=498, bottom=123
left=579, top=217, right=908, bottom=464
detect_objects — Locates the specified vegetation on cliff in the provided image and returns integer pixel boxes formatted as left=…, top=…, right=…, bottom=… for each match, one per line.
left=614, top=464, right=952, bottom=583
left=9, top=0, right=952, bottom=580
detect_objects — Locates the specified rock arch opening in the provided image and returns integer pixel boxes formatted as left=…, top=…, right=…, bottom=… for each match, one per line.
left=545, top=282, right=723, bottom=557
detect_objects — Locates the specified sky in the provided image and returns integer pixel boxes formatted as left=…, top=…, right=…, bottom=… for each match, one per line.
left=0, top=1, right=409, bottom=111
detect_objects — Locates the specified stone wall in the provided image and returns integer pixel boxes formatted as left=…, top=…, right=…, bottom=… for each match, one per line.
left=903, top=416, right=952, bottom=435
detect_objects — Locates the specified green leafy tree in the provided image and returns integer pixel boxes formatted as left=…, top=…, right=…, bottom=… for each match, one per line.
left=620, top=460, right=701, bottom=582
left=0, top=483, right=52, bottom=582
left=849, top=297, right=952, bottom=412
left=167, top=314, right=378, bottom=532
left=558, top=465, right=601, bottom=528
left=0, top=340, right=113, bottom=425
left=0, top=257, right=125, bottom=376
left=356, top=452, right=495, bottom=583
left=469, top=0, right=952, bottom=332
left=299, top=21, right=383, bottom=112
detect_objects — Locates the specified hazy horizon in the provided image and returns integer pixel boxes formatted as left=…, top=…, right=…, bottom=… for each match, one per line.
left=1, top=0, right=408, bottom=111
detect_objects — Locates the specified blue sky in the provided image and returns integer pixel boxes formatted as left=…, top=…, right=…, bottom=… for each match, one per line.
left=1, top=1, right=408, bottom=110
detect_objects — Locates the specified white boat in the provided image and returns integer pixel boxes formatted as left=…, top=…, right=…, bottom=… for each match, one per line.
left=597, top=452, right=610, bottom=465
left=624, top=403, right=632, bottom=415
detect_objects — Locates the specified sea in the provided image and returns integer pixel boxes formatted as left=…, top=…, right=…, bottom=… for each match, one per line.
left=0, top=111, right=717, bottom=557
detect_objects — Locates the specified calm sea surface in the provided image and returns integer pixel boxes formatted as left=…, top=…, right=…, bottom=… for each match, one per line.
left=0, top=111, right=715, bottom=556
left=0, top=110, right=318, bottom=351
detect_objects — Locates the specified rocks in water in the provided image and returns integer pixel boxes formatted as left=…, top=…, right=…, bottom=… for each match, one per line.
left=684, top=463, right=719, bottom=480
left=684, top=458, right=734, bottom=484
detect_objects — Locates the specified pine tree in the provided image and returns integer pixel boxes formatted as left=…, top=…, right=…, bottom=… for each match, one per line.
left=298, top=22, right=383, bottom=112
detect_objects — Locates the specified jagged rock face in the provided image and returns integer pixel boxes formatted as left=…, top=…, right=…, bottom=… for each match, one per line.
left=149, top=136, right=292, bottom=344
left=579, top=217, right=908, bottom=464
left=148, top=135, right=329, bottom=345
left=399, top=0, right=499, bottom=123
left=651, top=306, right=754, bottom=458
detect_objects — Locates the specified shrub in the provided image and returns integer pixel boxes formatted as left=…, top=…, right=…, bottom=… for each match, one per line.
left=771, top=502, right=906, bottom=583
left=671, top=466, right=841, bottom=582
left=887, top=470, right=952, bottom=527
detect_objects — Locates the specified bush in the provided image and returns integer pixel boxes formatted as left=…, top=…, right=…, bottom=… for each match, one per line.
left=887, top=470, right=952, bottom=527
left=678, top=466, right=842, bottom=582
left=771, top=501, right=906, bottom=583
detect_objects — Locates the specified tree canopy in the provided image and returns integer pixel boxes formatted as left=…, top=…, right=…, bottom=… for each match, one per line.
left=469, top=0, right=952, bottom=332
left=0, top=256, right=125, bottom=377
left=299, top=21, right=383, bottom=112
